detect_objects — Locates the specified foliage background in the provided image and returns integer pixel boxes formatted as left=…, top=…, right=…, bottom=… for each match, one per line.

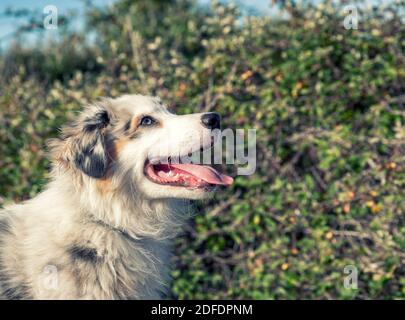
left=0, top=0, right=404, bottom=299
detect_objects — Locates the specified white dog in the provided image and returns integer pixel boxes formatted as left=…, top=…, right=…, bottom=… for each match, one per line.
left=0, top=95, right=232, bottom=299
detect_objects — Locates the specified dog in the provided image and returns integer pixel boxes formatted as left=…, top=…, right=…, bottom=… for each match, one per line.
left=0, top=94, right=233, bottom=299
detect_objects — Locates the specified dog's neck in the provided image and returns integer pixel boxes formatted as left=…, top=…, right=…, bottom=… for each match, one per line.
left=51, top=170, right=189, bottom=241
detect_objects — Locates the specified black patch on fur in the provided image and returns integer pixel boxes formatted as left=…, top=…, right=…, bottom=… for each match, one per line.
left=84, top=110, right=110, bottom=132
left=73, top=109, right=111, bottom=178
left=74, top=133, right=108, bottom=179
left=68, top=246, right=99, bottom=264
left=74, top=150, right=107, bottom=178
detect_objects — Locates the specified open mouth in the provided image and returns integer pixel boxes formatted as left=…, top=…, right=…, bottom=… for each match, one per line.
left=144, top=158, right=233, bottom=189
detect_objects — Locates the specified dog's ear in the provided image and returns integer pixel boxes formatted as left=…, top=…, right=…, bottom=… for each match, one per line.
left=71, top=104, right=112, bottom=178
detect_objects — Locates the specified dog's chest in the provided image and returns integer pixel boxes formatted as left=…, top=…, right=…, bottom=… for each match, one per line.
left=69, top=233, right=172, bottom=299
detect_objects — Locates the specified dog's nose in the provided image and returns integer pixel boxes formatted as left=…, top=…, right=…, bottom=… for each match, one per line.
left=201, top=112, right=221, bottom=130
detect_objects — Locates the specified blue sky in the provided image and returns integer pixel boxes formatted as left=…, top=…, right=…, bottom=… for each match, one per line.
left=0, top=0, right=273, bottom=47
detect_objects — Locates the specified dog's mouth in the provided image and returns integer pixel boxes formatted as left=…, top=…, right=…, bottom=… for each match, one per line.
left=144, top=157, right=233, bottom=189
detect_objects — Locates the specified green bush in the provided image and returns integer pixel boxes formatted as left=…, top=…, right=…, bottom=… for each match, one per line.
left=0, top=0, right=404, bottom=299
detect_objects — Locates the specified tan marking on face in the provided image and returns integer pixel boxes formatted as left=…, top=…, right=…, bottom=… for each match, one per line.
left=96, top=137, right=129, bottom=194
left=113, top=137, right=129, bottom=156
left=130, top=115, right=142, bottom=131
left=96, top=176, right=112, bottom=194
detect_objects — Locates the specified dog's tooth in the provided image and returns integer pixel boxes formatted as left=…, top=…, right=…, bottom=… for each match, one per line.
left=158, top=171, right=167, bottom=178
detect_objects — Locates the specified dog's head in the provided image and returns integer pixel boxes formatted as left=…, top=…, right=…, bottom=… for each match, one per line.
left=49, top=95, right=233, bottom=200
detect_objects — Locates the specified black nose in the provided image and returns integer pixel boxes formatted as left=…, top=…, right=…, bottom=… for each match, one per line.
left=201, top=112, right=221, bottom=130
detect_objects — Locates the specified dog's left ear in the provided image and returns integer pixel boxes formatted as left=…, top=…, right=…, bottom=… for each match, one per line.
left=72, top=104, right=112, bottom=179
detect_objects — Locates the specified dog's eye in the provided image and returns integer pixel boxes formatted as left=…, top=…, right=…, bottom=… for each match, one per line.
left=140, top=116, right=156, bottom=126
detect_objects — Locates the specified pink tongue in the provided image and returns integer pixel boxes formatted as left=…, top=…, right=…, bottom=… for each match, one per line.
left=169, top=163, right=233, bottom=186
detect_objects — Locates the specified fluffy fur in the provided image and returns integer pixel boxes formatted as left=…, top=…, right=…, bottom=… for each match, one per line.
left=0, top=95, right=219, bottom=299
